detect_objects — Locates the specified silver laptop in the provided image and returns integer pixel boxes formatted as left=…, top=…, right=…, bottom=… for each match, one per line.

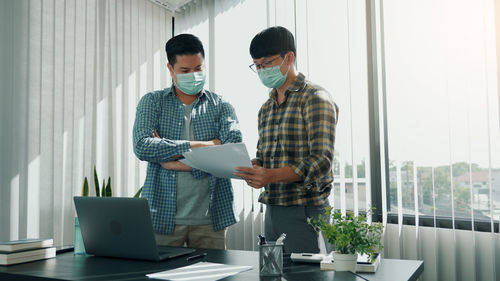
left=73, top=197, right=195, bottom=261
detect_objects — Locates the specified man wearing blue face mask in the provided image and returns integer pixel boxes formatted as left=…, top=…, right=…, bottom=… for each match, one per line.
left=235, top=26, right=339, bottom=254
left=133, top=34, right=242, bottom=249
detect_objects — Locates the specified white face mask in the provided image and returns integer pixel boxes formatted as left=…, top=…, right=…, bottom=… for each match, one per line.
left=174, top=71, right=206, bottom=95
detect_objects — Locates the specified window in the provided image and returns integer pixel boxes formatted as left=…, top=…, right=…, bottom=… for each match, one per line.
left=380, top=0, right=500, bottom=227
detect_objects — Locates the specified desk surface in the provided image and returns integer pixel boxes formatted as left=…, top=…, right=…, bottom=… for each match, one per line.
left=0, top=248, right=423, bottom=281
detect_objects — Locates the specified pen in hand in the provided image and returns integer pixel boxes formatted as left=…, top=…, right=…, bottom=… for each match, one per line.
left=186, top=253, right=207, bottom=261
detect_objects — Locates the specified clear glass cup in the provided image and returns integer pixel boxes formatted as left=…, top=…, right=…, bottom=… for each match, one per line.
left=73, top=217, right=87, bottom=255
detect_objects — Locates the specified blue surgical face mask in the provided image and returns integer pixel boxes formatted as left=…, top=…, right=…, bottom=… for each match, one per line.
left=257, top=55, right=290, bottom=89
left=174, top=71, right=206, bottom=95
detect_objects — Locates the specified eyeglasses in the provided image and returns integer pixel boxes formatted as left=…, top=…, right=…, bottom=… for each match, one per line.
left=249, top=56, right=282, bottom=73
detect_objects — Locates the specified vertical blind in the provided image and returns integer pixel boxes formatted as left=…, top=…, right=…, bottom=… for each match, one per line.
left=0, top=0, right=173, bottom=246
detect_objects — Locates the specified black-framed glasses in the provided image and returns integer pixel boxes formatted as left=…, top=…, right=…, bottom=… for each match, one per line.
left=249, top=56, right=282, bottom=73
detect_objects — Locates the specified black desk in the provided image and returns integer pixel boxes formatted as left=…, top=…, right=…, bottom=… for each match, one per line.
left=0, top=248, right=423, bottom=281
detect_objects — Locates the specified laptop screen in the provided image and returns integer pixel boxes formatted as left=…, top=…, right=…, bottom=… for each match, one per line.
left=74, top=197, right=193, bottom=261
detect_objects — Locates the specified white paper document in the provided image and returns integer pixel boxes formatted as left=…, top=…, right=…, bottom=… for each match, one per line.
left=146, top=261, right=252, bottom=281
left=180, top=143, right=252, bottom=179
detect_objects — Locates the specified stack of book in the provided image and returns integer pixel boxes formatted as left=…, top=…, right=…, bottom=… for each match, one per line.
left=0, top=238, right=56, bottom=266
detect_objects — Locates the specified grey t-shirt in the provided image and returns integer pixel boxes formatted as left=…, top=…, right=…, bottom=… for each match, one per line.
left=174, top=102, right=212, bottom=225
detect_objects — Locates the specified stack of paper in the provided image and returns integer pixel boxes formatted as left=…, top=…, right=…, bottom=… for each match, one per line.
left=146, top=261, right=252, bottom=281
left=180, top=143, right=252, bottom=179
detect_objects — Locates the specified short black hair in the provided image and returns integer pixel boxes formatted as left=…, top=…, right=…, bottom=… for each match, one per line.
left=165, top=33, right=205, bottom=66
left=249, top=26, right=296, bottom=59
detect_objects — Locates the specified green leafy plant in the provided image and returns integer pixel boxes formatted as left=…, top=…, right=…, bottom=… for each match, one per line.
left=308, top=207, right=384, bottom=261
left=133, top=187, right=143, bottom=198
left=81, top=166, right=112, bottom=197
left=81, top=177, right=89, bottom=196
left=81, top=166, right=143, bottom=197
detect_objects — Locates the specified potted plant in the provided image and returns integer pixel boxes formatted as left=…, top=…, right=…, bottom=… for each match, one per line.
left=81, top=166, right=143, bottom=198
left=308, top=207, right=384, bottom=272
left=81, top=166, right=112, bottom=197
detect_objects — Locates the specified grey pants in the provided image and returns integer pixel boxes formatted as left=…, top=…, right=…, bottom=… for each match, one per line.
left=264, top=203, right=330, bottom=254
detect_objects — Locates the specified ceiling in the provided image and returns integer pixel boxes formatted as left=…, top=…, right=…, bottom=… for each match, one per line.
left=148, top=0, right=195, bottom=13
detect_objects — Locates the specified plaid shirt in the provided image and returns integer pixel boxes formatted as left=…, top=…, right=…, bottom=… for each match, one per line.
left=133, top=87, right=242, bottom=234
left=255, top=73, right=339, bottom=206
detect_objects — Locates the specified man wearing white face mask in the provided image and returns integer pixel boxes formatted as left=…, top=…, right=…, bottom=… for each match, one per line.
left=133, top=34, right=242, bottom=249
left=235, top=26, right=339, bottom=254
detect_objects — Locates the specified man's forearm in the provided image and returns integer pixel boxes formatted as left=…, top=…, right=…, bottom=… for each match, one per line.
left=161, top=161, right=192, bottom=171
left=189, top=139, right=221, bottom=148
left=134, top=137, right=190, bottom=163
left=268, top=166, right=301, bottom=183
left=234, top=165, right=301, bottom=189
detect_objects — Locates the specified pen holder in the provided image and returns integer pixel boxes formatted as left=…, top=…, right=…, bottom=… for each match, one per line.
left=259, top=242, right=283, bottom=276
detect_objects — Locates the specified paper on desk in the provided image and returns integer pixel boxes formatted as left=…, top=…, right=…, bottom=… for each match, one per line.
left=146, top=261, right=252, bottom=281
left=180, top=143, right=252, bottom=179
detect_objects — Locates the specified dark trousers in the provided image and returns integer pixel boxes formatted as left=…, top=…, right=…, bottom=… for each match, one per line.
left=264, top=203, right=330, bottom=254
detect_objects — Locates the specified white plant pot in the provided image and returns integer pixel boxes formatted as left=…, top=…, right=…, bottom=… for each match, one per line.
left=333, top=252, right=358, bottom=272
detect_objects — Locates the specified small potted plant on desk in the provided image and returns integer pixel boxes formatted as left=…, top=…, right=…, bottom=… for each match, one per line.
left=308, top=207, right=384, bottom=272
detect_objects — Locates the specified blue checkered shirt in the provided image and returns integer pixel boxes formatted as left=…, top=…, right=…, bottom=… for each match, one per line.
left=133, top=87, right=242, bottom=234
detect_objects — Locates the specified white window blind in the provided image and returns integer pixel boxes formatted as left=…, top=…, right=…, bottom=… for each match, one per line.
left=0, top=0, right=173, bottom=245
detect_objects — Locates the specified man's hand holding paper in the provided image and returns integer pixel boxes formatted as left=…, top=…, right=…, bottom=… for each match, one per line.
left=179, top=143, right=252, bottom=179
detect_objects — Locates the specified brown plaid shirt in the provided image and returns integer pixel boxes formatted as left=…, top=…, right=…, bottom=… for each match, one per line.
left=255, top=73, right=339, bottom=206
